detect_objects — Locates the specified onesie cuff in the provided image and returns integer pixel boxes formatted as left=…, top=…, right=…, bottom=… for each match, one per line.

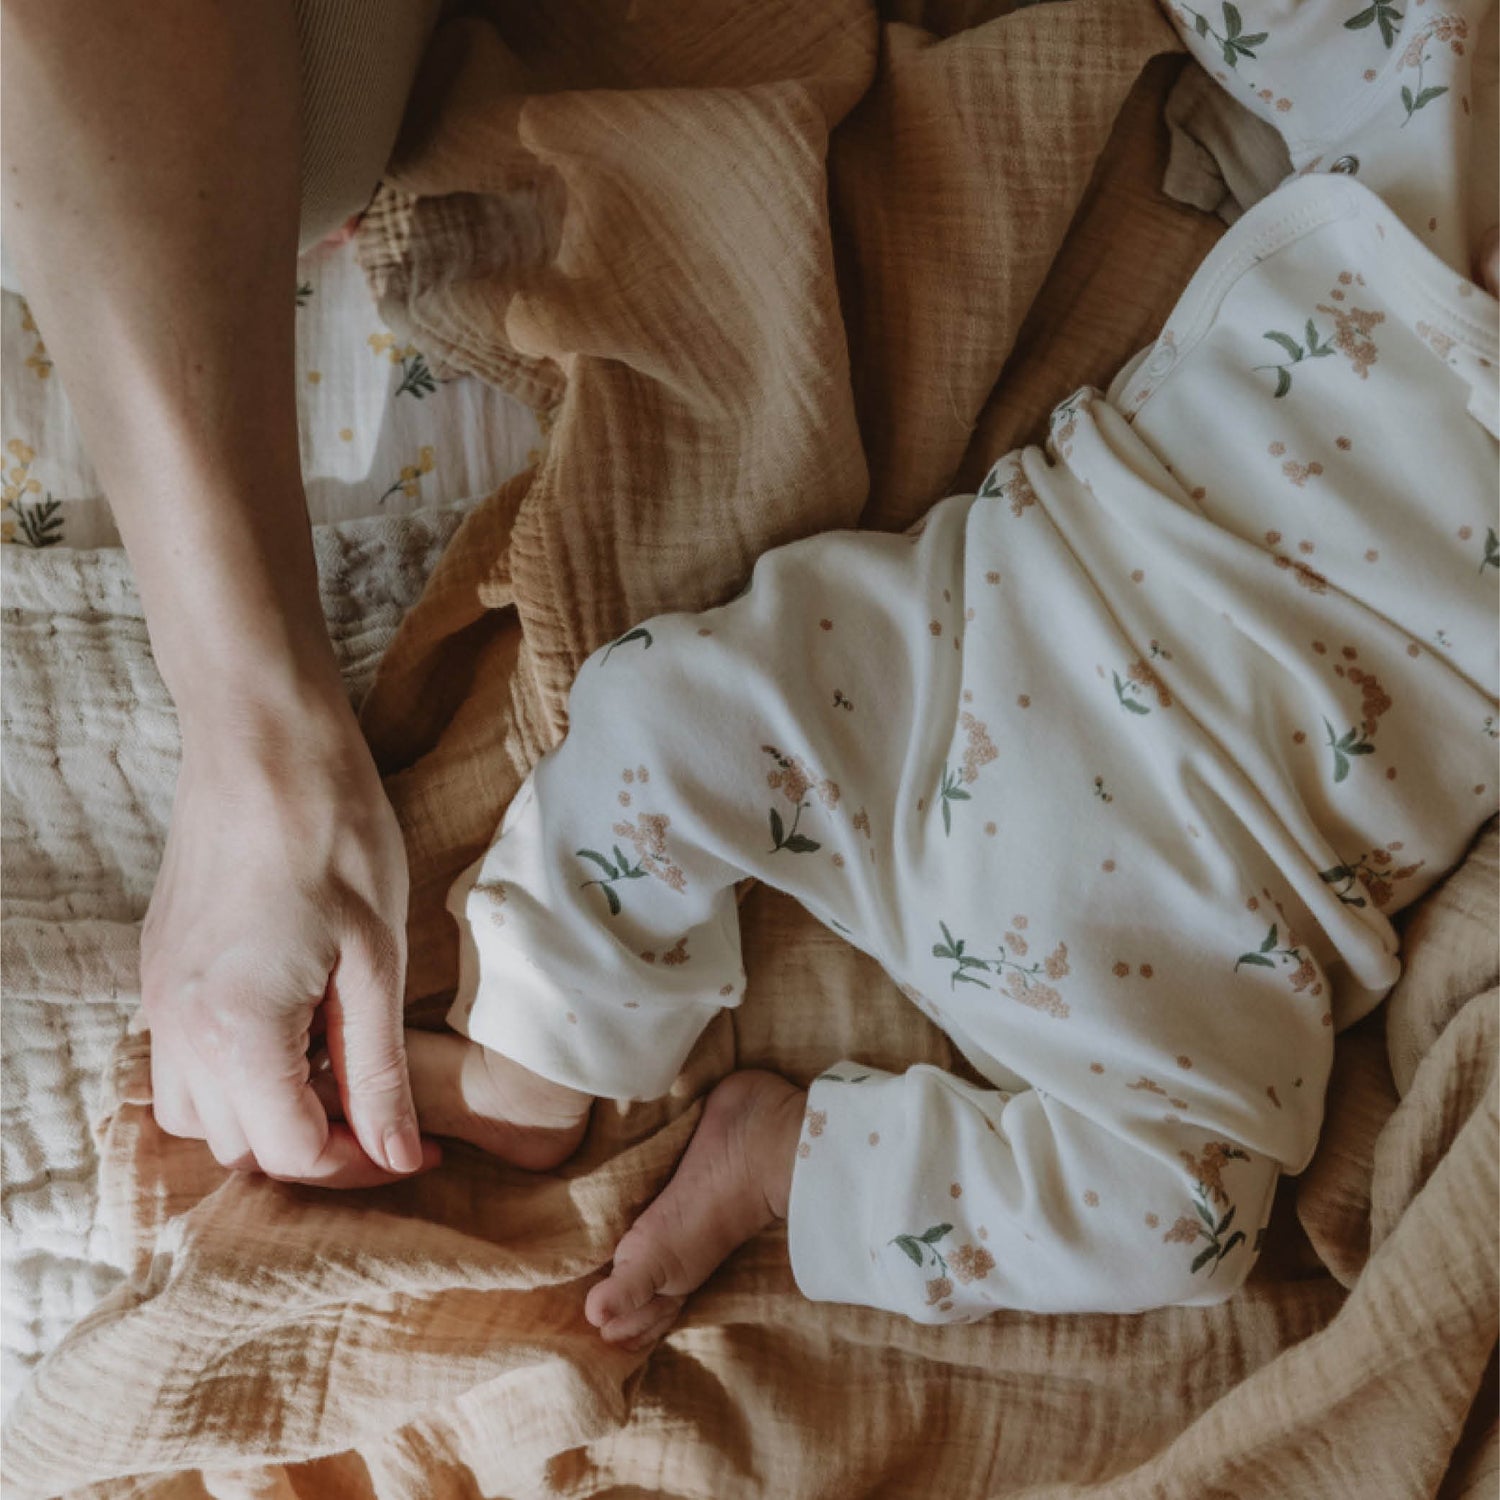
left=786, top=1066, right=935, bottom=1319
left=444, top=860, right=730, bottom=1101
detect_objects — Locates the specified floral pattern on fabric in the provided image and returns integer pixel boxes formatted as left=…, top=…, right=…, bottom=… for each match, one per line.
left=1178, top=3, right=1269, bottom=69
left=1, top=439, right=61, bottom=548
left=762, top=744, right=839, bottom=853
left=932, top=917, right=1071, bottom=1017
left=1397, top=15, right=1467, bottom=125
left=938, top=713, right=998, bottom=834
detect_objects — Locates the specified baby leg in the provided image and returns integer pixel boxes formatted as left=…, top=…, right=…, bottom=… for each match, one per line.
left=316, top=1030, right=594, bottom=1170
left=584, top=1070, right=806, bottom=1348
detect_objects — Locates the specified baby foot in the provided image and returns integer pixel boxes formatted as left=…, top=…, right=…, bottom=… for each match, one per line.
left=583, top=1069, right=805, bottom=1350
left=401, top=1030, right=592, bottom=1171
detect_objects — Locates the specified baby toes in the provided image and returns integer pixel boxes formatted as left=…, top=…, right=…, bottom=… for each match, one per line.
left=597, top=1292, right=687, bottom=1349
left=584, top=1230, right=676, bottom=1328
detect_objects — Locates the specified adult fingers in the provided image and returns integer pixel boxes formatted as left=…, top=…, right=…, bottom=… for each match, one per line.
left=323, top=918, right=422, bottom=1175
left=149, top=1039, right=204, bottom=1140
left=185, top=1068, right=256, bottom=1171
left=224, top=1045, right=435, bottom=1188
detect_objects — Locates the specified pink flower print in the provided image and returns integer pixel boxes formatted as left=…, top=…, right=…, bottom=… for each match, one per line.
left=1001, top=972, right=1068, bottom=1019
left=1163, top=1215, right=1200, bottom=1245
left=1272, top=554, right=1329, bottom=593
left=1281, top=459, right=1323, bottom=487
left=805, top=1108, right=827, bottom=1138
left=958, top=712, right=999, bottom=784
left=1314, top=296, right=1385, bottom=377
left=765, top=751, right=813, bottom=806
left=1319, top=842, right=1425, bottom=910
left=1289, top=957, right=1317, bottom=993
left=925, top=1276, right=954, bottom=1305
left=660, top=937, right=690, bottom=966
left=949, top=1244, right=995, bottom=1284
left=1180, top=1141, right=1250, bottom=1208
left=1042, top=942, right=1069, bottom=979
left=611, top=812, right=687, bottom=892
left=1002, top=470, right=1037, bottom=518
left=1126, top=657, right=1173, bottom=709
left=1415, top=320, right=1456, bottom=359
left=761, top=745, right=837, bottom=854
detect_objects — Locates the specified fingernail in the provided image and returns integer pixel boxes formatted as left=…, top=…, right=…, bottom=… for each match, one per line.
left=384, top=1122, right=423, bottom=1174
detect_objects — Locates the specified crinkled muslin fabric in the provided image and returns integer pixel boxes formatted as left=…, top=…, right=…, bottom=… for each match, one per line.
left=4, top=1, right=1496, bottom=1496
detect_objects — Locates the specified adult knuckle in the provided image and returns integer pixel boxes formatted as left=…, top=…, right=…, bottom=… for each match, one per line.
left=208, top=1142, right=256, bottom=1172
left=345, top=1051, right=410, bottom=1101
left=151, top=1100, right=201, bottom=1140
left=256, top=1146, right=319, bottom=1182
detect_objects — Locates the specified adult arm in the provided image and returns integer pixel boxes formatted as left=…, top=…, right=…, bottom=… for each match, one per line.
left=1, top=0, right=431, bottom=1185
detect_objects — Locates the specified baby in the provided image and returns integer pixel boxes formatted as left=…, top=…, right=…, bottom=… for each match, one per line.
left=401, top=0, right=1499, bottom=1349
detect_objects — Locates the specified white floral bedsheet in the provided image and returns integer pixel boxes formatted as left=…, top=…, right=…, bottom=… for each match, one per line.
left=1, top=233, right=538, bottom=548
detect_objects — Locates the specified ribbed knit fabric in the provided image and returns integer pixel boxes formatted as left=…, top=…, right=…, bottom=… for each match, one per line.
left=293, top=0, right=443, bottom=251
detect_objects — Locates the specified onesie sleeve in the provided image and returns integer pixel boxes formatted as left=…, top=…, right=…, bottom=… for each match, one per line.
left=448, top=509, right=949, bottom=1101
left=447, top=616, right=756, bottom=1099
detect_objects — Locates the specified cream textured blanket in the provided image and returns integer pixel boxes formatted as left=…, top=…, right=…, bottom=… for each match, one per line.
left=0, top=505, right=471, bottom=1412
left=5, top=0, right=1497, bottom=1495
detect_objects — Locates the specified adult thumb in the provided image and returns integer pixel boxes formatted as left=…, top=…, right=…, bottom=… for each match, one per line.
left=324, top=920, right=423, bottom=1174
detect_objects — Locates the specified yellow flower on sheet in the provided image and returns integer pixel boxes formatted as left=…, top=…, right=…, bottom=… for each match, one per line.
left=371, top=329, right=437, bottom=397
left=18, top=305, right=53, bottom=379
left=3, top=439, right=42, bottom=506
left=2, top=437, right=63, bottom=546
left=379, top=445, right=436, bottom=504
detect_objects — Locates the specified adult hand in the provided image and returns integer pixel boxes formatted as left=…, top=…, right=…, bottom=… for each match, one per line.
left=142, top=695, right=437, bottom=1188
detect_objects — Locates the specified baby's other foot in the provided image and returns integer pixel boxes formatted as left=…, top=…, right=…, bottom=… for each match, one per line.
left=584, top=1069, right=805, bottom=1351
left=402, top=1030, right=592, bottom=1170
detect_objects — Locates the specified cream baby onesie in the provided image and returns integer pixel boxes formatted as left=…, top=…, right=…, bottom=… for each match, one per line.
left=447, top=0, right=1499, bottom=1321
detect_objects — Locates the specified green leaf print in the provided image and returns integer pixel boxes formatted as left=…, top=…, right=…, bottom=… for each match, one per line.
left=576, top=845, right=647, bottom=915
left=9, top=495, right=63, bottom=548
left=1182, top=1185, right=1248, bottom=1278
left=1480, top=527, right=1498, bottom=573
left=890, top=1223, right=953, bottom=1272
left=939, top=765, right=973, bottom=835
left=1344, top=0, right=1401, bottom=48
left=394, top=351, right=437, bottom=399
left=931, top=921, right=1070, bottom=1015
left=767, top=801, right=822, bottom=854
left=762, top=744, right=833, bottom=854
left=1233, top=923, right=1319, bottom=994
left=1256, top=322, right=1334, bottom=397
left=1233, top=923, right=1284, bottom=970
left=1318, top=863, right=1368, bottom=907
left=295, top=280, right=314, bottom=308
left=1182, top=2, right=1268, bottom=66
left=601, top=626, right=654, bottom=664
left=1399, top=36, right=1450, bottom=128
left=1323, top=718, right=1375, bottom=783
left=1112, top=671, right=1151, bottom=715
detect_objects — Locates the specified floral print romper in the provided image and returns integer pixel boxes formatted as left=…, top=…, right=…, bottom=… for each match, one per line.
left=448, top=0, right=1499, bottom=1320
